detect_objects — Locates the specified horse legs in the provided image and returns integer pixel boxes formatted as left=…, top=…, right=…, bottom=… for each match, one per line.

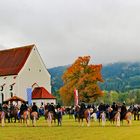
left=86, top=118, right=90, bottom=127
left=1, top=117, right=5, bottom=127
left=81, top=118, right=84, bottom=126
left=57, top=118, right=61, bottom=126
left=14, top=117, right=16, bottom=123
left=33, top=116, right=36, bottom=127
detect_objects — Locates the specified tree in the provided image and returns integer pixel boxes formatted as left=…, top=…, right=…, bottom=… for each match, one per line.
left=59, top=56, right=103, bottom=105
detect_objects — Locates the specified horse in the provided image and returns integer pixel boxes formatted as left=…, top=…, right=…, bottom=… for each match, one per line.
left=90, top=112, right=97, bottom=122
left=75, top=105, right=93, bottom=127
left=0, top=111, right=5, bottom=127
left=120, top=111, right=132, bottom=126
left=100, top=111, right=106, bottom=126
left=30, top=111, right=38, bottom=127
left=44, top=110, right=56, bottom=126
left=20, top=108, right=30, bottom=126
left=1, top=104, right=10, bottom=123
left=108, top=107, right=132, bottom=126
left=131, top=105, right=140, bottom=120
left=9, top=106, right=19, bottom=123
left=107, top=106, right=121, bottom=126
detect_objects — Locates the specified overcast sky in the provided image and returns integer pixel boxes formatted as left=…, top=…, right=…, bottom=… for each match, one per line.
left=0, top=0, right=140, bottom=68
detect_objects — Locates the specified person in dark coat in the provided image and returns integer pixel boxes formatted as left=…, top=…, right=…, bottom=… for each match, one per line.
left=31, top=102, right=39, bottom=118
left=111, top=102, right=118, bottom=112
left=32, top=102, right=38, bottom=112
left=20, top=102, right=28, bottom=115
left=121, top=102, right=127, bottom=120
left=79, top=102, right=86, bottom=117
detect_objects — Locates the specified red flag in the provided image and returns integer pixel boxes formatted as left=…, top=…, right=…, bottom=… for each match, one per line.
left=74, top=89, right=78, bottom=106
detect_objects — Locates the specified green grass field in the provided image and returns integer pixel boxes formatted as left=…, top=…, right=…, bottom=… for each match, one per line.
left=0, top=115, right=140, bottom=140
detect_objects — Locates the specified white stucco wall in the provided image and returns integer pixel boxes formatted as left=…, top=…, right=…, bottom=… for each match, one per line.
left=0, top=75, right=18, bottom=102
left=18, top=46, right=51, bottom=101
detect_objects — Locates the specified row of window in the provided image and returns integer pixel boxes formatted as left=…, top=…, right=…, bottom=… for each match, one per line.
left=0, top=85, right=13, bottom=91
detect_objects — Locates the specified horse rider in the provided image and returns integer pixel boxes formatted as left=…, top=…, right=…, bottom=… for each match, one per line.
left=120, top=102, right=127, bottom=120
left=48, top=103, right=56, bottom=116
left=98, top=103, right=106, bottom=112
left=44, top=103, right=49, bottom=111
left=31, top=102, right=39, bottom=118
left=79, top=102, right=86, bottom=117
left=98, top=103, right=106, bottom=119
left=39, top=103, right=44, bottom=116
left=9, top=102, right=14, bottom=113
left=110, top=102, right=118, bottom=117
left=19, top=102, right=28, bottom=117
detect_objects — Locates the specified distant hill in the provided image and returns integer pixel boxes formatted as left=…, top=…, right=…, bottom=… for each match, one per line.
left=48, top=62, right=140, bottom=93
left=48, top=65, right=68, bottom=93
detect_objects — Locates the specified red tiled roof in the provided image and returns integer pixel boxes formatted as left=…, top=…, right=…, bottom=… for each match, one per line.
left=0, top=44, right=34, bottom=76
left=32, top=87, right=56, bottom=99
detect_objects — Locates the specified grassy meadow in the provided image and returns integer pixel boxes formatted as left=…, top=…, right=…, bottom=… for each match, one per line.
left=0, top=115, right=140, bottom=140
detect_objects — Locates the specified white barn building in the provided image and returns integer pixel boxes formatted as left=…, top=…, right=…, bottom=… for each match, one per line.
left=0, top=44, right=56, bottom=106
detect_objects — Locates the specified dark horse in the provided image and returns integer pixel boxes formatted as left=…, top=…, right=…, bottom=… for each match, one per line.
left=9, top=106, right=19, bottom=123
left=2, top=104, right=11, bottom=123
left=75, top=105, right=93, bottom=126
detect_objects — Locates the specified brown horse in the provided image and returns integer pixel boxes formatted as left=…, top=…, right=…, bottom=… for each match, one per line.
left=108, top=107, right=132, bottom=126
left=30, top=111, right=38, bottom=127
left=121, top=111, right=132, bottom=125
left=75, top=105, right=93, bottom=126
left=20, top=108, right=30, bottom=126
left=0, top=111, right=5, bottom=127
left=10, top=106, right=19, bottom=123
left=44, top=110, right=56, bottom=126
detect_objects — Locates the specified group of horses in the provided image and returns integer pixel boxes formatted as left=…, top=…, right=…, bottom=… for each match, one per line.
left=0, top=105, right=37, bottom=127
left=0, top=104, right=63, bottom=127
left=0, top=103, right=136, bottom=127
left=68, top=105, right=133, bottom=127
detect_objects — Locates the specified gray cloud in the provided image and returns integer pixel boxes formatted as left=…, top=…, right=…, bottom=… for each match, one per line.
left=0, top=0, right=140, bottom=68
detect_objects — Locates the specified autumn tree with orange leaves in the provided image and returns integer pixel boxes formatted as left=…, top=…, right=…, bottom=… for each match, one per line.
left=59, top=56, right=103, bottom=105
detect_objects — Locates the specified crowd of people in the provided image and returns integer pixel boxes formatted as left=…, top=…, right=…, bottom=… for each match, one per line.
left=0, top=101, right=139, bottom=127
left=0, top=101, right=63, bottom=121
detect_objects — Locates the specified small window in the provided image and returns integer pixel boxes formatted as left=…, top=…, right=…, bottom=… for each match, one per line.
left=39, top=69, right=41, bottom=72
left=28, top=68, right=30, bottom=71
left=1, top=93, right=4, bottom=103
left=10, top=92, right=13, bottom=97
left=10, top=85, right=13, bottom=91
left=0, top=86, right=3, bottom=91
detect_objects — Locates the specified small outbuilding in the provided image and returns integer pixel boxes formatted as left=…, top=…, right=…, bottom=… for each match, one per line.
left=32, top=87, right=56, bottom=107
